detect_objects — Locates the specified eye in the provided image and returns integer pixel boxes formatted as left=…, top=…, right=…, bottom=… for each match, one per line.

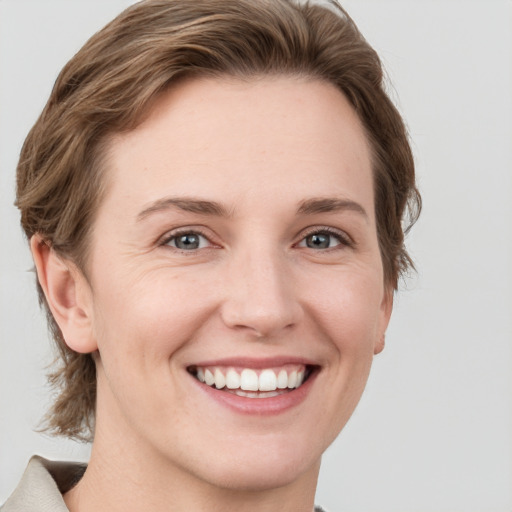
left=297, top=229, right=350, bottom=250
left=163, top=231, right=211, bottom=251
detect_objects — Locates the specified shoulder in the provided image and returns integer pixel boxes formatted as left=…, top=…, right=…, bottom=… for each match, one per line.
left=1, top=456, right=86, bottom=512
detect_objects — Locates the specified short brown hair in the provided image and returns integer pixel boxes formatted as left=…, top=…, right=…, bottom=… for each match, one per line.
left=16, top=0, right=421, bottom=440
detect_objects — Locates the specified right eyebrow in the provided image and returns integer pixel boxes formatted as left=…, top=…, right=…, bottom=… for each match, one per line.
left=136, top=196, right=231, bottom=221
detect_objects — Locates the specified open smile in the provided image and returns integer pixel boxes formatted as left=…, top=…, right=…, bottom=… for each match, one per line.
left=187, top=363, right=318, bottom=399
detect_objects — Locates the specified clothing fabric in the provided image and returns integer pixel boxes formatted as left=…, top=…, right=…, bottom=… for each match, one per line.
left=1, top=456, right=85, bottom=512
left=1, top=456, right=327, bottom=511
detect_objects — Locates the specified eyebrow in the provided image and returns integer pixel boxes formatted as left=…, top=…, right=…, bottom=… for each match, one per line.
left=297, top=197, right=368, bottom=220
left=137, top=197, right=231, bottom=221
left=137, top=195, right=368, bottom=221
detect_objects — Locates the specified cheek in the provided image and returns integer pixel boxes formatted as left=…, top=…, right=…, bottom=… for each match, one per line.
left=90, top=270, right=215, bottom=424
left=309, top=281, right=382, bottom=448
left=301, top=265, right=385, bottom=346
left=91, top=267, right=219, bottom=362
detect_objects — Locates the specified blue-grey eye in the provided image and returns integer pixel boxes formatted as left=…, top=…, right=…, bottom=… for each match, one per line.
left=299, top=232, right=342, bottom=249
left=168, top=232, right=209, bottom=250
left=307, top=233, right=330, bottom=249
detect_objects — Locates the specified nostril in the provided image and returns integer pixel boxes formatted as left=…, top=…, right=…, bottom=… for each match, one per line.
left=220, top=301, right=303, bottom=338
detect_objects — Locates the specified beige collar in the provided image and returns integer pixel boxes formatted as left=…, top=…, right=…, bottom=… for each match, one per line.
left=1, top=456, right=86, bottom=512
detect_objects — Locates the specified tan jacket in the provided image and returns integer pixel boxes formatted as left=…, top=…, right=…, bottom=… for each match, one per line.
left=1, top=456, right=86, bottom=512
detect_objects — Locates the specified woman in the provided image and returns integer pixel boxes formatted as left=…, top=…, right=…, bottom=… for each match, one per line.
left=2, top=0, right=420, bottom=511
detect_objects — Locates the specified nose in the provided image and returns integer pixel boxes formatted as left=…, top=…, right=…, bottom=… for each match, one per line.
left=220, top=248, right=303, bottom=338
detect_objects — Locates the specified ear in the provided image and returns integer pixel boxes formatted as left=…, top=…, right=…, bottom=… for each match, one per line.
left=30, top=235, right=97, bottom=354
left=374, top=287, right=393, bottom=355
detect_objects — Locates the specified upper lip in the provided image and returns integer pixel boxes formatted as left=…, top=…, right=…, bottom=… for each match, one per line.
left=187, top=356, right=319, bottom=369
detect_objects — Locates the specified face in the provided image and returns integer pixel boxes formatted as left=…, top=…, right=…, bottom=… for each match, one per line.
left=75, top=77, right=391, bottom=490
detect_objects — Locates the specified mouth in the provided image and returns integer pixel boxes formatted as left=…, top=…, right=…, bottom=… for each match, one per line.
left=187, top=363, right=317, bottom=399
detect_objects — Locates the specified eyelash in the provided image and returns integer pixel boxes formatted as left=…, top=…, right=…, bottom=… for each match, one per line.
left=160, top=228, right=214, bottom=252
left=159, top=226, right=353, bottom=253
left=296, top=227, right=353, bottom=250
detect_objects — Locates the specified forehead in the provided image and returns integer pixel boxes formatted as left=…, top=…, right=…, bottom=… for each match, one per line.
left=102, top=76, right=374, bottom=217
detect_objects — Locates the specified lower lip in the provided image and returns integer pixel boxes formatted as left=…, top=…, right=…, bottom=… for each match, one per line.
left=190, top=370, right=318, bottom=415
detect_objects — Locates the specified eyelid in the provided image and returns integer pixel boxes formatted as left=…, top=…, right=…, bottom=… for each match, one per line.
left=295, top=226, right=354, bottom=248
left=158, top=226, right=219, bottom=249
left=156, top=224, right=353, bottom=251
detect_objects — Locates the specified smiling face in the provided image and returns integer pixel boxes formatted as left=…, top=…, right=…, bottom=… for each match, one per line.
left=65, top=76, right=391, bottom=492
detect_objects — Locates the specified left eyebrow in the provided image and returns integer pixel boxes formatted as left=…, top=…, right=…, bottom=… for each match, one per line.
left=296, top=197, right=369, bottom=221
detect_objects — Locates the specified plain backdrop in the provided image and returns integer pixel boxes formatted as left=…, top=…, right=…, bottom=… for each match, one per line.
left=1, top=1, right=511, bottom=511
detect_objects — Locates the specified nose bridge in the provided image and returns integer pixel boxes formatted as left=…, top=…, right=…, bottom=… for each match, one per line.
left=221, top=240, right=301, bottom=337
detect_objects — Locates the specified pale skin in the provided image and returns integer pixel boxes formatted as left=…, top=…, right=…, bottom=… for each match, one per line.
left=31, top=76, right=392, bottom=512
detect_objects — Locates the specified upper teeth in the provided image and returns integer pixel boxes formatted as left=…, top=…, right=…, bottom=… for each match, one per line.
left=195, top=366, right=306, bottom=392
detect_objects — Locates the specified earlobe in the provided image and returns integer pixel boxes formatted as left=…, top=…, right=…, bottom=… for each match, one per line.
left=374, top=333, right=386, bottom=355
left=30, top=235, right=97, bottom=354
left=374, top=289, right=393, bottom=355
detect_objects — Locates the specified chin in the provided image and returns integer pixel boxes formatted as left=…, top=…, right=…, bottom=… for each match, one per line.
left=172, top=430, right=325, bottom=493
left=199, top=455, right=319, bottom=493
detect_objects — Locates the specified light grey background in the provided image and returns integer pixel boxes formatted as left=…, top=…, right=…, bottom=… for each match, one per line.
left=1, top=1, right=511, bottom=511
